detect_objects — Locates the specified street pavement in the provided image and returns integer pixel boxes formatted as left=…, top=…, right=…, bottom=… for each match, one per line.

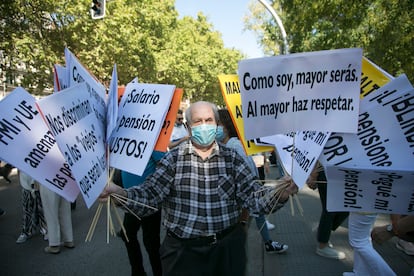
left=1, top=166, right=413, bottom=276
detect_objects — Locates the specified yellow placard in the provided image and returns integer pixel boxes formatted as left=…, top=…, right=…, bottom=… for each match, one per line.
left=218, top=74, right=274, bottom=155
left=360, top=57, right=392, bottom=98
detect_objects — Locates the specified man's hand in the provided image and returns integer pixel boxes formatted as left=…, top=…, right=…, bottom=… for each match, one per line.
left=99, top=182, right=127, bottom=203
left=371, top=225, right=394, bottom=244
left=279, top=176, right=299, bottom=202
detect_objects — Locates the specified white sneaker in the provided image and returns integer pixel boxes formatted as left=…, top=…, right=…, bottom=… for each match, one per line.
left=16, top=233, right=31, bottom=244
left=266, top=220, right=275, bottom=230
left=396, top=239, right=414, bottom=255
left=316, top=246, right=346, bottom=260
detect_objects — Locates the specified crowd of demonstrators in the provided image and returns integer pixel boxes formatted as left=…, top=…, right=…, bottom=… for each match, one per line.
left=216, top=109, right=288, bottom=254
left=307, top=167, right=349, bottom=260
left=168, top=109, right=189, bottom=150
left=119, top=151, right=164, bottom=276
left=100, top=101, right=298, bottom=275
left=16, top=171, right=48, bottom=244
left=39, top=185, right=74, bottom=254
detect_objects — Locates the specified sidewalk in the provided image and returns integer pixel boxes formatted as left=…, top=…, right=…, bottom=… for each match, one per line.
left=1, top=167, right=413, bottom=275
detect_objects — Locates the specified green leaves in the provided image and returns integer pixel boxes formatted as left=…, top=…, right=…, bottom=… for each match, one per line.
left=0, top=0, right=243, bottom=104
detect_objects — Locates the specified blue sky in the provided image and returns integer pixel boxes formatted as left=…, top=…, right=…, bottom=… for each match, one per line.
left=175, top=0, right=264, bottom=58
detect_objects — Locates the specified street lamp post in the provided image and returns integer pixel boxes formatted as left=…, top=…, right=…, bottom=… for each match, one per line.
left=257, top=0, right=289, bottom=54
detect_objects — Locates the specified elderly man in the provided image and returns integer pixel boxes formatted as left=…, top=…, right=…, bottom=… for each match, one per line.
left=100, top=101, right=297, bottom=275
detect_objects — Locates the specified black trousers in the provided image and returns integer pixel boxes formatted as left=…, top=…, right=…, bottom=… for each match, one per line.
left=121, top=211, right=162, bottom=276
left=160, top=224, right=247, bottom=276
left=317, top=173, right=349, bottom=243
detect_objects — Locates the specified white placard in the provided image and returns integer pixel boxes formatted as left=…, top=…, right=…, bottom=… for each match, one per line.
left=261, top=130, right=330, bottom=188
left=326, top=166, right=414, bottom=214
left=109, top=82, right=175, bottom=176
left=36, top=83, right=107, bottom=208
left=238, top=48, right=362, bottom=138
left=320, top=75, right=414, bottom=170
left=65, top=48, right=107, bottom=132
left=0, top=88, right=79, bottom=202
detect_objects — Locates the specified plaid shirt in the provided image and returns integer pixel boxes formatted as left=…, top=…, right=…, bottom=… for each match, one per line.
left=125, top=141, right=283, bottom=239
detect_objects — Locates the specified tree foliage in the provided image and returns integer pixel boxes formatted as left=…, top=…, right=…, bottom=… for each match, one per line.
left=0, top=0, right=243, bottom=104
left=245, top=0, right=413, bottom=81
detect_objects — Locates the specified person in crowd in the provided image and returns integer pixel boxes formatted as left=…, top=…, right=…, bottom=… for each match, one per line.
left=307, top=166, right=349, bottom=259
left=372, top=214, right=414, bottom=248
left=0, top=161, right=13, bottom=183
left=120, top=150, right=164, bottom=276
left=343, top=212, right=396, bottom=276
left=216, top=109, right=288, bottom=254
left=168, top=109, right=189, bottom=149
left=39, top=185, right=74, bottom=254
left=252, top=151, right=277, bottom=231
left=16, top=171, right=47, bottom=243
left=100, top=101, right=298, bottom=275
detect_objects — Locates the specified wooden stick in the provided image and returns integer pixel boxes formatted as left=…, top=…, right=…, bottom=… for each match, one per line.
left=111, top=193, right=158, bottom=211
left=86, top=202, right=103, bottom=242
left=294, top=194, right=304, bottom=216
left=107, top=197, right=111, bottom=243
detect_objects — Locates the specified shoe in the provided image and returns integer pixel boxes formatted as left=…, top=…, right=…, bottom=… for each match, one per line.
left=0, top=209, right=5, bottom=217
left=39, top=227, right=48, bottom=241
left=265, top=240, right=288, bottom=254
left=44, top=246, right=60, bottom=254
left=16, top=233, right=31, bottom=244
left=266, top=220, right=275, bottom=231
left=63, top=241, right=75, bottom=248
left=316, top=246, right=346, bottom=259
left=396, top=239, right=414, bottom=255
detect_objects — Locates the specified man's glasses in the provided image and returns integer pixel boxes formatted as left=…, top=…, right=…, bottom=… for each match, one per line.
left=177, top=118, right=184, bottom=121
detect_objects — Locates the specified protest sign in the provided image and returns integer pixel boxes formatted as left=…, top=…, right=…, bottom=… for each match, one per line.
left=360, top=57, right=394, bottom=98
left=0, top=87, right=79, bottom=202
left=325, top=165, right=414, bottom=215
left=53, top=64, right=69, bottom=92
left=36, top=83, right=107, bottom=208
left=261, top=131, right=330, bottom=188
left=106, top=64, right=118, bottom=143
left=320, top=75, right=414, bottom=169
left=238, top=48, right=362, bottom=138
left=109, top=82, right=175, bottom=176
left=154, top=88, right=183, bottom=152
left=218, top=74, right=275, bottom=155
left=65, top=48, right=107, bottom=132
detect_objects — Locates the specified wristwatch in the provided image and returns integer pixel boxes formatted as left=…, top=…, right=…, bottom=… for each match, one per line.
left=386, top=224, right=395, bottom=235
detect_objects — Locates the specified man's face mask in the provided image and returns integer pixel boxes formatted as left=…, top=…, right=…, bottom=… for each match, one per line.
left=191, top=124, right=217, bottom=147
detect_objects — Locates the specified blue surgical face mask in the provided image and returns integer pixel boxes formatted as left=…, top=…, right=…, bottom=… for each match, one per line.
left=215, top=125, right=226, bottom=142
left=191, top=124, right=217, bottom=147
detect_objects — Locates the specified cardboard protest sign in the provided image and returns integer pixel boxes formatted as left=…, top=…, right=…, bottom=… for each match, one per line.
left=109, top=82, right=175, bottom=176
left=325, top=165, right=414, bottom=215
left=64, top=48, right=107, bottom=132
left=106, top=64, right=118, bottom=143
left=320, top=75, right=414, bottom=169
left=36, top=83, right=107, bottom=208
left=360, top=57, right=394, bottom=98
left=53, top=64, right=69, bottom=92
left=217, top=74, right=275, bottom=155
left=238, top=48, right=362, bottom=138
left=0, top=87, right=79, bottom=202
left=261, top=131, right=330, bottom=188
left=154, top=88, right=183, bottom=152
